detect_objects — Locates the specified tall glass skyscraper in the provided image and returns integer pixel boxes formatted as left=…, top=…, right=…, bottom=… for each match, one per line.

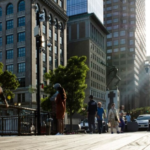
left=67, top=0, right=103, bottom=23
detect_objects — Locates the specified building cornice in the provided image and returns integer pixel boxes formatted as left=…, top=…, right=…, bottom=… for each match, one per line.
left=33, top=0, right=68, bottom=21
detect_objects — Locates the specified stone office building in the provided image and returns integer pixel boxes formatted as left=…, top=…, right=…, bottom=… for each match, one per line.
left=67, top=13, right=108, bottom=107
left=0, top=0, right=68, bottom=108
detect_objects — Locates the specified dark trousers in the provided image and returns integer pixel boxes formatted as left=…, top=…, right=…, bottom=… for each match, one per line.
left=88, top=115, right=95, bottom=133
left=98, top=120, right=103, bottom=133
left=120, top=118, right=125, bottom=132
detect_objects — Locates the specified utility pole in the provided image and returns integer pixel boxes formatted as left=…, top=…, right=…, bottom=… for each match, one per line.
left=36, top=11, right=41, bottom=135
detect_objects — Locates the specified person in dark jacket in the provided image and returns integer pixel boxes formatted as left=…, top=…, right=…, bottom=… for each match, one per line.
left=87, top=95, right=97, bottom=133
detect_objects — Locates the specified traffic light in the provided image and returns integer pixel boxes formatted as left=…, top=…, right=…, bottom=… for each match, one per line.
left=36, top=36, right=42, bottom=48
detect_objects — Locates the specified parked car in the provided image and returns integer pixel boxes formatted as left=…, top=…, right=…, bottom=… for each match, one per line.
left=78, top=118, right=108, bottom=133
left=135, top=114, right=150, bottom=129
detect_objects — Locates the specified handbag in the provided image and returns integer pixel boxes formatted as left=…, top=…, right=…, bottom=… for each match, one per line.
left=115, top=115, right=118, bottom=121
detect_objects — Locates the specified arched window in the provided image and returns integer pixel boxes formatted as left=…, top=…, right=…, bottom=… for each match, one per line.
left=54, top=18, right=58, bottom=29
left=18, top=0, right=25, bottom=12
left=49, top=14, right=52, bottom=25
left=35, top=4, right=40, bottom=13
left=0, top=7, right=2, bottom=17
left=6, top=4, right=13, bottom=15
left=59, top=22, right=63, bottom=31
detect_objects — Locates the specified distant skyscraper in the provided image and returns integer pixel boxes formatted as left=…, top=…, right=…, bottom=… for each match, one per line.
left=67, top=0, right=103, bottom=23
left=104, top=0, right=146, bottom=109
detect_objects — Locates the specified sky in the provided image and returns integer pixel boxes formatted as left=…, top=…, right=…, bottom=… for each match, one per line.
left=146, top=0, right=150, bottom=55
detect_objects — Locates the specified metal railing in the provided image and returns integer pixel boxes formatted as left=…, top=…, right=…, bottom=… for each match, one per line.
left=0, top=104, right=50, bottom=136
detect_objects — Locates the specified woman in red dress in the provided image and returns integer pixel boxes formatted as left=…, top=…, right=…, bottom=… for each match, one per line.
left=55, top=87, right=66, bottom=135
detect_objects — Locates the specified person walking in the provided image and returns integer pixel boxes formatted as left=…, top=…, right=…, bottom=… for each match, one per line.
left=126, top=113, right=131, bottom=122
left=96, top=102, right=106, bottom=134
left=119, top=105, right=125, bottom=133
left=87, top=95, right=97, bottom=134
left=108, top=103, right=120, bottom=134
left=55, top=86, right=67, bottom=135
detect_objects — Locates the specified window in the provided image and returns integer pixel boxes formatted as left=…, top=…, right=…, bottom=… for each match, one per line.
left=113, top=12, right=118, bottom=16
left=120, top=47, right=126, bottom=51
left=43, top=53, right=46, bottom=62
left=55, top=58, right=58, bottom=67
left=18, top=63, right=25, bottom=73
left=42, top=25, right=45, bottom=34
left=55, top=46, right=57, bottom=54
left=107, top=26, right=112, bottom=30
left=107, top=33, right=112, bottom=38
left=114, top=40, right=118, bottom=46
left=130, top=40, right=134, bottom=45
left=107, top=49, right=112, bottom=53
left=60, top=49, right=63, bottom=57
left=49, top=29, right=52, bottom=38
left=107, top=41, right=112, bottom=46
left=113, top=25, right=118, bottom=29
left=123, top=20, right=127, bottom=24
left=6, top=20, right=13, bottom=29
left=18, top=0, right=25, bottom=12
left=54, top=18, right=58, bottom=29
left=120, top=39, right=125, bottom=44
left=106, top=7, right=111, bottom=11
left=113, top=5, right=118, bottom=9
left=130, top=48, right=134, bottom=52
left=18, top=17, right=25, bottom=27
left=0, top=37, right=2, bottom=46
left=6, top=64, right=13, bottom=73
left=6, top=4, right=13, bottom=15
left=6, top=35, right=13, bottom=44
left=0, top=23, right=2, bottom=31
left=123, top=6, right=126, bottom=10
left=113, top=18, right=118, bottom=22
left=0, top=51, right=2, bottom=60
left=120, top=31, right=125, bottom=36
left=123, top=13, right=127, bottom=17
left=55, top=33, right=57, bottom=41
left=18, top=93, right=25, bottom=102
left=6, top=50, right=13, bottom=59
left=18, top=32, right=25, bottom=42
left=114, top=48, right=118, bottom=52
left=107, top=20, right=112, bottom=24
left=60, top=37, right=62, bottom=44
left=130, top=21, right=134, bottom=24
left=130, top=8, right=134, bottom=12
left=107, top=56, right=111, bottom=60
left=18, top=78, right=25, bottom=87
left=107, top=14, right=111, bottom=17
left=0, top=7, right=2, bottom=17
left=49, top=56, right=52, bottom=65
left=18, top=47, right=25, bottom=57
left=113, top=32, right=118, bottom=37
left=43, top=67, right=46, bottom=74
left=59, top=0, right=63, bottom=7
left=129, top=32, right=134, bottom=37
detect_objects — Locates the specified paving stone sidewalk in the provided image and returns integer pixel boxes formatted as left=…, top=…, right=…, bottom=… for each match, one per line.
left=0, top=133, right=150, bottom=150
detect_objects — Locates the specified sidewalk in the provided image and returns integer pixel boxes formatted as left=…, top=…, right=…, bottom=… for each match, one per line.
left=0, top=133, right=150, bottom=150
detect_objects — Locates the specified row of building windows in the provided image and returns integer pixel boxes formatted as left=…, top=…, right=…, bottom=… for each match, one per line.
left=107, top=39, right=134, bottom=47
left=91, top=71, right=105, bottom=83
left=105, top=0, right=134, bottom=4
left=0, top=0, right=25, bottom=17
left=6, top=62, right=25, bottom=73
left=106, top=19, right=135, bottom=25
left=54, top=0, right=64, bottom=8
left=91, top=80, right=105, bottom=92
left=91, top=61, right=105, bottom=75
left=0, top=47, right=25, bottom=60
left=107, top=31, right=134, bottom=38
left=105, top=13, right=135, bottom=18
left=91, top=90, right=105, bottom=99
left=105, top=5, right=135, bottom=11
left=0, top=32, right=25, bottom=45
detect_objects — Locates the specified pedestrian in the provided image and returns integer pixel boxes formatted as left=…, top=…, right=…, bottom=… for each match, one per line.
left=108, top=103, right=120, bottom=134
left=55, top=86, right=67, bottom=135
left=96, top=102, right=106, bottom=134
left=126, top=112, right=131, bottom=122
left=119, top=105, right=125, bottom=133
left=0, top=87, right=9, bottom=107
left=87, top=95, right=97, bottom=134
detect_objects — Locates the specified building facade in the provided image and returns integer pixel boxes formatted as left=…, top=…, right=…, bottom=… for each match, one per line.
left=0, top=0, right=68, bottom=108
left=104, top=0, right=146, bottom=109
left=67, top=13, right=108, bottom=107
left=67, top=0, right=104, bottom=23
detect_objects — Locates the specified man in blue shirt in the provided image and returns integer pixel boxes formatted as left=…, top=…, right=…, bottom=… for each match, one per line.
left=97, top=102, right=106, bottom=134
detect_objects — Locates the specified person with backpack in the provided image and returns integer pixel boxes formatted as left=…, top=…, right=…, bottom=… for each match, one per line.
left=87, top=95, right=97, bottom=134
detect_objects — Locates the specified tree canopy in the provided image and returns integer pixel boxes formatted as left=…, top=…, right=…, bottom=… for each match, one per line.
left=0, top=62, right=19, bottom=99
left=41, top=56, right=89, bottom=127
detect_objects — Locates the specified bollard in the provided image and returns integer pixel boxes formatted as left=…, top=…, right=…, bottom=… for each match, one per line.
left=147, top=120, right=150, bottom=131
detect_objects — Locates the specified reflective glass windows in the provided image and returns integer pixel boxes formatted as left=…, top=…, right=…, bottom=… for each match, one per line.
left=18, top=47, right=25, bottom=57
left=18, top=32, right=25, bottom=42
left=18, top=0, right=25, bottom=12
left=18, top=63, right=25, bottom=73
left=114, top=40, right=118, bottom=46
left=6, top=20, right=13, bottom=29
left=6, top=50, right=13, bottom=59
left=113, top=32, right=118, bottom=37
left=120, top=39, right=125, bottom=44
left=0, top=51, right=2, bottom=60
left=120, top=31, right=125, bottom=36
left=6, top=64, right=13, bottom=73
left=0, top=37, right=2, bottom=46
left=18, top=78, right=25, bottom=87
left=0, top=7, right=2, bottom=17
left=6, top=4, right=13, bottom=15
left=6, top=35, right=13, bottom=44
left=0, top=23, right=2, bottom=31
left=18, top=17, right=25, bottom=27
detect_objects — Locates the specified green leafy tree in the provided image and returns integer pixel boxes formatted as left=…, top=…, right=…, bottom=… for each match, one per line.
left=0, top=62, right=19, bottom=99
left=41, top=56, right=89, bottom=130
